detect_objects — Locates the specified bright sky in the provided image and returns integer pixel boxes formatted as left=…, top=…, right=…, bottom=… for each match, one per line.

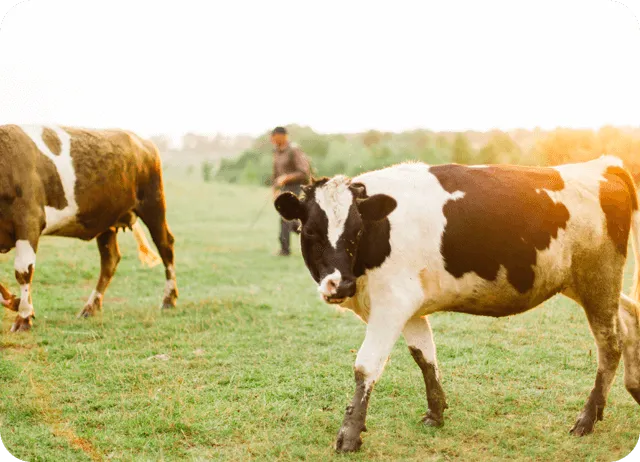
left=0, top=0, right=639, bottom=141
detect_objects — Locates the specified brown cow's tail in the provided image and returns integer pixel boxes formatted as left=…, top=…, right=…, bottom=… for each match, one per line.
left=625, top=163, right=640, bottom=301
left=631, top=210, right=640, bottom=301
left=621, top=207, right=640, bottom=401
left=132, top=221, right=162, bottom=268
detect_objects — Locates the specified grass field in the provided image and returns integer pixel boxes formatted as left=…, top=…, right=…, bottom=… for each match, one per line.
left=0, top=174, right=638, bottom=461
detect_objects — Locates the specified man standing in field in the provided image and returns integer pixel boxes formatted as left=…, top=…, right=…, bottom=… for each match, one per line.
left=271, top=126, right=311, bottom=256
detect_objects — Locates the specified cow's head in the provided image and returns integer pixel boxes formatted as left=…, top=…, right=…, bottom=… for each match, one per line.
left=275, top=176, right=396, bottom=304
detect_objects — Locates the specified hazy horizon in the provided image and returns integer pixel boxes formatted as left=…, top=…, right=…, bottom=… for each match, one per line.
left=1, top=0, right=639, bottom=141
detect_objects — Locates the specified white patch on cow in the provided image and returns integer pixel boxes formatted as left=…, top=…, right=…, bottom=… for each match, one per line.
left=164, top=279, right=177, bottom=299
left=14, top=240, right=36, bottom=274
left=403, top=316, right=438, bottom=364
left=87, top=290, right=102, bottom=306
left=314, top=176, right=353, bottom=248
left=449, top=191, right=465, bottom=201
left=18, top=125, right=78, bottom=235
left=353, top=278, right=419, bottom=390
left=318, top=269, right=342, bottom=297
left=14, top=240, right=36, bottom=318
left=18, top=283, right=33, bottom=318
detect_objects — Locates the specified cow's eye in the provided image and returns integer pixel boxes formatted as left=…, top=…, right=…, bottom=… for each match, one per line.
left=303, top=228, right=316, bottom=238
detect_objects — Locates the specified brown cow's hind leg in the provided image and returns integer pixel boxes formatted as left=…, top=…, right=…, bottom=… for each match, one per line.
left=137, top=192, right=178, bottom=309
left=0, top=282, right=20, bottom=311
left=79, top=230, right=121, bottom=318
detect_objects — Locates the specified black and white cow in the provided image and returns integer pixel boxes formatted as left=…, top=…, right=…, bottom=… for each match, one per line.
left=274, top=156, right=640, bottom=452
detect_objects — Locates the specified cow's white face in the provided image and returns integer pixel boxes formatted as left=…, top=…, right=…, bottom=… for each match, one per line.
left=275, top=176, right=396, bottom=304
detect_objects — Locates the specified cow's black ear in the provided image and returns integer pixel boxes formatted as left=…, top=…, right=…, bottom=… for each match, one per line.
left=275, top=192, right=306, bottom=221
left=357, top=194, right=397, bottom=221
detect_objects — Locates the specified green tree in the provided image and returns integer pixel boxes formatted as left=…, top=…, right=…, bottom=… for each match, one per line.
left=477, top=131, right=521, bottom=164
left=452, top=133, right=474, bottom=164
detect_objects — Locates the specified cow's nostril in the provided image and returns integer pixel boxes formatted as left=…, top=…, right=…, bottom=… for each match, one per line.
left=327, top=279, right=337, bottom=291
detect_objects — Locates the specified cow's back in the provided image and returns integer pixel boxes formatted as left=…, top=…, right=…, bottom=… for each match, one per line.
left=0, top=124, right=163, bottom=240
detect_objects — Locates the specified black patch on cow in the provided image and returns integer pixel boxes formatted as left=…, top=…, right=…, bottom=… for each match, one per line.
left=429, top=164, right=570, bottom=294
left=299, top=200, right=330, bottom=283
left=408, top=346, right=448, bottom=426
left=350, top=183, right=392, bottom=277
left=353, top=218, right=391, bottom=277
left=36, top=156, right=68, bottom=210
left=600, top=166, right=637, bottom=256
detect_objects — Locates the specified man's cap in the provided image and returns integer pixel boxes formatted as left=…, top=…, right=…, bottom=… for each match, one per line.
left=272, top=126, right=288, bottom=135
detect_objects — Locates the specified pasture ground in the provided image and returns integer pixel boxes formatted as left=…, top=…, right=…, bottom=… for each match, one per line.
left=0, top=173, right=638, bottom=461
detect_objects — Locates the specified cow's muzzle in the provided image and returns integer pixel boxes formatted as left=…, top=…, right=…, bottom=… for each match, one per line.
left=319, top=271, right=356, bottom=304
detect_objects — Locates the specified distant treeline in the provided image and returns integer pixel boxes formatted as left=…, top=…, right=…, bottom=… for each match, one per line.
left=212, top=125, right=640, bottom=186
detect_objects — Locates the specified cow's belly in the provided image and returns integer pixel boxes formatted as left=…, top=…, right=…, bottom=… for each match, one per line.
left=419, top=267, right=565, bottom=317
left=42, top=206, right=82, bottom=237
left=43, top=206, right=137, bottom=240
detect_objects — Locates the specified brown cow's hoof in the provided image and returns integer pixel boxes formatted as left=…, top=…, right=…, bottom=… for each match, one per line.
left=422, top=411, right=444, bottom=427
left=569, top=413, right=597, bottom=436
left=335, top=426, right=363, bottom=453
left=10, top=315, right=33, bottom=332
left=161, top=290, right=178, bottom=310
left=78, top=299, right=101, bottom=318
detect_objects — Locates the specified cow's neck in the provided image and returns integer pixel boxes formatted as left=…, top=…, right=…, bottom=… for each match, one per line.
left=353, top=218, right=392, bottom=278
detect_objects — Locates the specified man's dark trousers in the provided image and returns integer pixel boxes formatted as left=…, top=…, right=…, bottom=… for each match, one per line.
left=279, top=183, right=302, bottom=254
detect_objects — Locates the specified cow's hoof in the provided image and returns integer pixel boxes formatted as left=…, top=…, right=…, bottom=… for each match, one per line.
left=161, top=300, right=176, bottom=310
left=78, top=302, right=101, bottom=318
left=335, top=427, right=363, bottom=453
left=10, top=315, right=33, bottom=332
left=569, top=413, right=597, bottom=436
left=421, top=411, right=444, bottom=427
left=161, top=291, right=178, bottom=310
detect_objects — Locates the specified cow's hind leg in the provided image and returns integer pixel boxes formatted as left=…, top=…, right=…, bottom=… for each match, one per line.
left=568, top=292, right=622, bottom=436
left=619, top=294, right=640, bottom=405
left=79, top=230, right=121, bottom=318
left=136, top=192, right=178, bottom=309
left=403, top=316, right=448, bottom=427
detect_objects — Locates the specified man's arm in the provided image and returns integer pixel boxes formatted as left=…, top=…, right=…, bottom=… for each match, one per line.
left=271, top=152, right=278, bottom=186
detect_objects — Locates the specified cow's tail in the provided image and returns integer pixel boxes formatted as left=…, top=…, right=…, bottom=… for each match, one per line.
left=131, top=221, right=162, bottom=268
left=623, top=204, right=640, bottom=332
left=631, top=208, right=640, bottom=302
left=616, top=165, right=640, bottom=401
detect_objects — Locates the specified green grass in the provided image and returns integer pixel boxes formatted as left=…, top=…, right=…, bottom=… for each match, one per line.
left=0, top=175, right=638, bottom=461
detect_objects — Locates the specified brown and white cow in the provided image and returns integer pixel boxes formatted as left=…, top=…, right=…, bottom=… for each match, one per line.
left=0, top=125, right=178, bottom=332
left=275, top=156, right=640, bottom=452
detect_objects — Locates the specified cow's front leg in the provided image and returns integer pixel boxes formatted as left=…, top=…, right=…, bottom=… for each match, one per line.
left=11, top=239, right=37, bottom=332
left=403, top=316, right=448, bottom=427
left=335, top=313, right=407, bottom=453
